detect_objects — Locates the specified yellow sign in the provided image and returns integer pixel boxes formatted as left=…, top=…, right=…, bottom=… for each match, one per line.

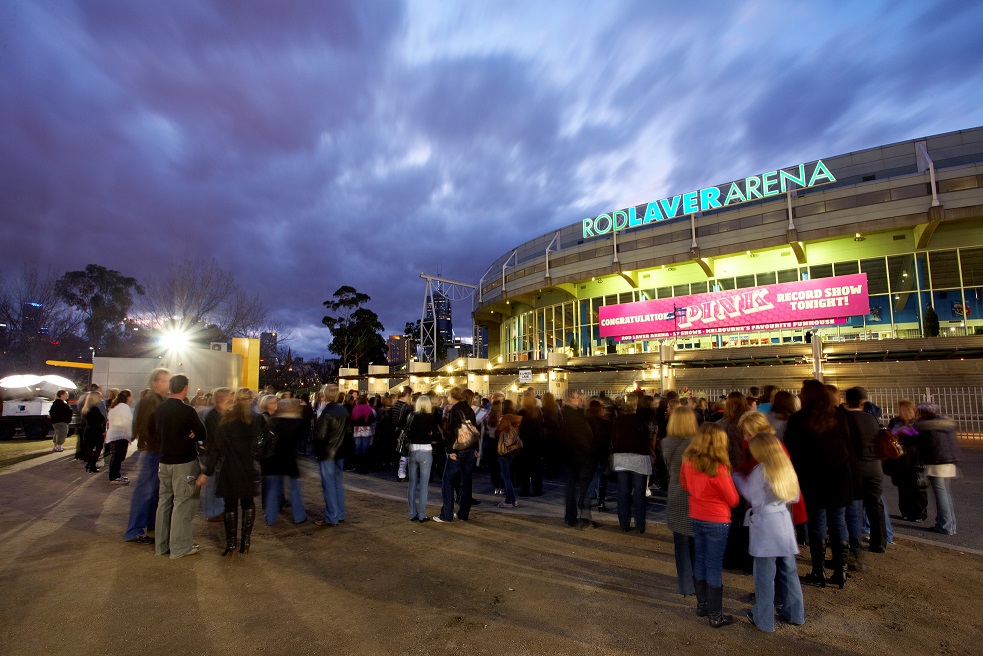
left=45, top=360, right=94, bottom=370
left=231, top=338, right=260, bottom=390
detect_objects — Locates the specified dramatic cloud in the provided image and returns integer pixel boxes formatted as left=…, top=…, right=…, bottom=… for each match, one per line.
left=3, top=0, right=983, bottom=357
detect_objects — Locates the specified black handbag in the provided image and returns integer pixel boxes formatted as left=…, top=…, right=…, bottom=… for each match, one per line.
left=254, top=417, right=278, bottom=460
left=395, top=412, right=415, bottom=457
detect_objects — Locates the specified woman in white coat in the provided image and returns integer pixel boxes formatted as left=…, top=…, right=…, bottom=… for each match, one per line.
left=733, top=433, right=805, bottom=633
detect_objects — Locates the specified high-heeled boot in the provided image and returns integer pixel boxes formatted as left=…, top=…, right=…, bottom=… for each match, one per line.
left=801, top=536, right=827, bottom=588
left=693, top=579, right=708, bottom=617
left=240, top=507, right=255, bottom=554
left=222, top=510, right=238, bottom=557
left=829, top=540, right=849, bottom=589
left=707, top=585, right=734, bottom=628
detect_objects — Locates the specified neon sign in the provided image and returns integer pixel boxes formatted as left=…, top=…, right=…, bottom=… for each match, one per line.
left=582, top=160, right=836, bottom=239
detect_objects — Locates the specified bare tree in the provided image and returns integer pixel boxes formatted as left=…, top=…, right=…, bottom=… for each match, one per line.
left=139, top=258, right=271, bottom=341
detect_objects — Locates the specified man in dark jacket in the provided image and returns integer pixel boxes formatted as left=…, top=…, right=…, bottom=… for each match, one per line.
left=124, top=368, right=170, bottom=544
left=314, top=384, right=349, bottom=526
left=843, top=387, right=887, bottom=557
left=155, top=374, right=207, bottom=558
left=434, top=387, right=477, bottom=523
left=559, top=389, right=596, bottom=527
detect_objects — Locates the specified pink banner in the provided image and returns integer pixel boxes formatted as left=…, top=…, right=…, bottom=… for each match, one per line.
left=599, top=273, right=868, bottom=339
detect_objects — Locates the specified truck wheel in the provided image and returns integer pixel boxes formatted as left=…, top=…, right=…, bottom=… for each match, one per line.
left=0, top=423, right=14, bottom=440
left=23, top=422, right=50, bottom=441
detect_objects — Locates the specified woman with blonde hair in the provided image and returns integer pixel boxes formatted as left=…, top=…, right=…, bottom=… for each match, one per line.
left=662, top=405, right=699, bottom=596
left=204, top=388, right=261, bottom=556
left=680, top=423, right=739, bottom=628
left=733, top=433, right=805, bottom=632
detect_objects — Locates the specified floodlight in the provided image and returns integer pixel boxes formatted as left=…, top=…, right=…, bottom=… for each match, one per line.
left=160, top=329, right=190, bottom=352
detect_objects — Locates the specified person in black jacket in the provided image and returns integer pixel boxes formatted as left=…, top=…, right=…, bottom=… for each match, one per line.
left=785, top=379, right=853, bottom=588
left=610, top=393, right=654, bottom=533
left=80, top=392, right=106, bottom=473
left=262, top=397, right=308, bottom=526
left=559, top=389, right=596, bottom=527
left=203, top=388, right=260, bottom=555
left=155, top=374, right=208, bottom=559
left=434, top=387, right=478, bottom=523
left=405, top=394, right=437, bottom=521
left=843, top=387, right=887, bottom=561
left=313, top=384, right=350, bottom=527
left=49, top=390, right=73, bottom=452
left=915, top=403, right=960, bottom=535
left=515, top=391, right=545, bottom=496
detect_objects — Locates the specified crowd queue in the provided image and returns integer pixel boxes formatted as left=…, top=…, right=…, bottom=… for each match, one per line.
left=65, top=372, right=962, bottom=632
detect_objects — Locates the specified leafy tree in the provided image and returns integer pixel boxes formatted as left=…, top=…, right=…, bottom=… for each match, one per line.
left=923, top=306, right=940, bottom=337
left=322, top=286, right=387, bottom=372
left=55, top=264, right=143, bottom=351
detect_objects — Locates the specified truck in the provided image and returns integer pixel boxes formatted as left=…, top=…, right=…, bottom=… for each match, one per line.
left=0, top=397, right=57, bottom=440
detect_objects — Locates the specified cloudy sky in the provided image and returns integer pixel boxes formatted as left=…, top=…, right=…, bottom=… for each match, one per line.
left=3, top=0, right=983, bottom=358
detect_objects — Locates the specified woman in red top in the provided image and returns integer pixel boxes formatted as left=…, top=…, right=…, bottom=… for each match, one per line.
left=680, top=423, right=740, bottom=628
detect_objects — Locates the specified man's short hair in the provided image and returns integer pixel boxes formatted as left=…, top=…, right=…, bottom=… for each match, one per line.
left=845, top=386, right=868, bottom=408
left=401, top=386, right=413, bottom=398
left=147, top=367, right=170, bottom=389
left=169, top=374, right=189, bottom=395
left=89, top=383, right=100, bottom=390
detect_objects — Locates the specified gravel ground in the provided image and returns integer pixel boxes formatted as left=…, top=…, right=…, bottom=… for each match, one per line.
left=1, top=450, right=980, bottom=656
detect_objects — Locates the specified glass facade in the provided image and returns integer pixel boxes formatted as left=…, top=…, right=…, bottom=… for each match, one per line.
left=498, top=245, right=983, bottom=361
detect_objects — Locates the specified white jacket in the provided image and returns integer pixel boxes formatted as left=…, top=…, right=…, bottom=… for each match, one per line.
left=106, top=403, right=134, bottom=443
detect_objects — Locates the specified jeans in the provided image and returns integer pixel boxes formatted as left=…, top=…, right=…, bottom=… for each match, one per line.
left=499, top=454, right=516, bottom=505
left=263, top=475, right=307, bottom=525
left=807, top=505, right=848, bottom=571
left=672, top=532, right=696, bottom=596
left=52, top=422, right=69, bottom=446
left=862, top=496, right=894, bottom=544
left=847, top=475, right=886, bottom=549
left=318, top=459, right=345, bottom=524
left=564, top=461, right=593, bottom=523
left=616, top=470, right=647, bottom=531
left=107, top=439, right=129, bottom=481
left=692, top=519, right=730, bottom=588
left=125, top=450, right=160, bottom=540
left=751, top=555, right=805, bottom=632
left=407, top=449, right=434, bottom=520
left=928, top=476, right=956, bottom=534
left=155, top=460, right=201, bottom=558
left=200, top=460, right=225, bottom=519
left=354, top=436, right=372, bottom=456
left=440, top=450, right=475, bottom=521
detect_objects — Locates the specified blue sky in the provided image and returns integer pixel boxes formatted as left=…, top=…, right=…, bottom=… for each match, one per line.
left=3, top=0, right=982, bottom=358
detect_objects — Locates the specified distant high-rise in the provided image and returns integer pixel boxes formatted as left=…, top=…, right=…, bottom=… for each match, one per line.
left=425, top=284, right=453, bottom=351
left=21, top=301, right=42, bottom=336
left=260, top=331, right=278, bottom=364
left=387, top=334, right=412, bottom=368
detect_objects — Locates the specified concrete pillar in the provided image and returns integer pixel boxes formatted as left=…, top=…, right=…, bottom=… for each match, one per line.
left=408, top=362, right=432, bottom=393
left=367, top=365, right=389, bottom=396
left=337, top=368, right=359, bottom=394
left=546, top=352, right=569, bottom=399
left=659, top=342, right=676, bottom=394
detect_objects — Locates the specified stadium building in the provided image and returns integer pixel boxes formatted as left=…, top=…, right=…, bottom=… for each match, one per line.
left=460, top=126, right=983, bottom=402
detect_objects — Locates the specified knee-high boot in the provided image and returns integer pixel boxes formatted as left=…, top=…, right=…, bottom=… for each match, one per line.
left=240, top=507, right=255, bottom=554
left=693, top=579, right=708, bottom=617
left=829, top=540, right=849, bottom=589
left=707, top=585, right=734, bottom=628
left=222, top=509, right=238, bottom=557
left=802, top=535, right=827, bottom=587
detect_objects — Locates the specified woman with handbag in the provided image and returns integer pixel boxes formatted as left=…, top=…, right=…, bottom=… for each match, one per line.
left=406, top=394, right=437, bottom=522
left=433, top=387, right=478, bottom=523
left=204, top=388, right=261, bottom=556
left=496, top=410, right=523, bottom=509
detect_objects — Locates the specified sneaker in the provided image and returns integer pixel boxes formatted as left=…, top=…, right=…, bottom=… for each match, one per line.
left=645, top=488, right=652, bottom=498
left=119, top=476, right=130, bottom=482
left=172, top=545, right=200, bottom=558
left=432, top=516, right=448, bottom=523
left=109, top=479, right=129, bottom=485
left=126, top=535, right=154, bottom=545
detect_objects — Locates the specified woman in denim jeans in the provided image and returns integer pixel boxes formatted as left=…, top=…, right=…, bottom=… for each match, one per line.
left=680, top=423, right=739, bottom=628
left=406, top=394, right=437, bottom=522
left=914, top=402, right=960, bottom=535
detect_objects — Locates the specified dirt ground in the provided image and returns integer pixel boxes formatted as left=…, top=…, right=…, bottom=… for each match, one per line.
left=1, top=451, right=981, bottom=656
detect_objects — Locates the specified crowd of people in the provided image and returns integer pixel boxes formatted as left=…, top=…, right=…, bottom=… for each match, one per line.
left=61, top=373, right=963, bottom=632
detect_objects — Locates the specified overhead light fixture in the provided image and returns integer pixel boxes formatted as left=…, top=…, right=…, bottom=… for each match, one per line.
left=854, top=233, right=866, bottom=242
